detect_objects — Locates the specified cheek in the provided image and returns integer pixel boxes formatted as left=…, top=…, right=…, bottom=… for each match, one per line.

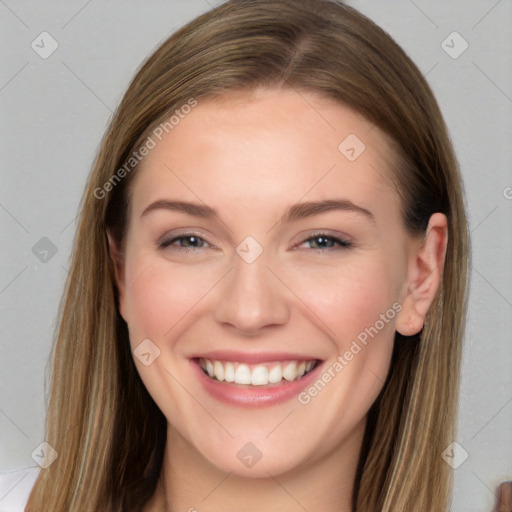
left=291, top=258, right=399, bottom=400
left=122, top=254, right=216, bottom=344
left=293, top=257, right=399, bottom=341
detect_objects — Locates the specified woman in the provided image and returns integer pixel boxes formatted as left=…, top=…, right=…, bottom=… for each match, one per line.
left=24, top=0, right=470, bottom=510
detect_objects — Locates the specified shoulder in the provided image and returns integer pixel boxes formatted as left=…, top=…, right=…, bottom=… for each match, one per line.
left=0, top=467, right=40, bottom=512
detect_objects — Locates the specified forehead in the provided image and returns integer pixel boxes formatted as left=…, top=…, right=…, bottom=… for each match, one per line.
left=131, top=87, right=400, bottom=224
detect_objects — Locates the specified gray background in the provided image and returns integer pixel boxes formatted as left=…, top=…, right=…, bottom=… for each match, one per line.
left=1, top=1, right=511, bottom=511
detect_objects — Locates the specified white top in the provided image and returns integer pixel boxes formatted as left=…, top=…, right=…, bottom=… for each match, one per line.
left=0, top=468, right=40, bottom=512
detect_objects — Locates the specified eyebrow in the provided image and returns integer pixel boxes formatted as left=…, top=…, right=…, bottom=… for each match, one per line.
left=140, top=199, right=375, bottom=224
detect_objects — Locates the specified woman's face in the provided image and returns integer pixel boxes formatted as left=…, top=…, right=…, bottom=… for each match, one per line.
left=113, top=88, right=429, bottom=478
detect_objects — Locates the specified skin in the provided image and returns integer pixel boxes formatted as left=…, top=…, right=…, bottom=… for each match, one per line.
left=109, top=87, right=448, bottom=512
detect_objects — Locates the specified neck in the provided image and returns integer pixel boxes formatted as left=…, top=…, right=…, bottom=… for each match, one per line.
left=144, top=421, right=365, bottom=512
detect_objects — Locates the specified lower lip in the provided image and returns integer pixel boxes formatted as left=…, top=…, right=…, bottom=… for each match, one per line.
left=190, top=359, right=323, bottom=407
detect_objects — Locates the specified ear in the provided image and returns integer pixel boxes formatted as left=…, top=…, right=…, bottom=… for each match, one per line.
left=395, top=213, right=448, bottom=336
left=107, top=231, right=127, bottom=321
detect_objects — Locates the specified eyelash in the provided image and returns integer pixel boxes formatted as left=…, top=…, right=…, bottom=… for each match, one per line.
left=298, top=232, right=353, bottom=251
left=158, top=232, right=352, bottom=252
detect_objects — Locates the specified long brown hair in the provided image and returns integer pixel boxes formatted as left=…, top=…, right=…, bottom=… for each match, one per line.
left=26, top=1, right=469, bottom=510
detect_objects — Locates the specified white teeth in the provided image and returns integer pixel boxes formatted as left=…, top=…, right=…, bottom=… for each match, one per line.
left=282, top=361, right=297, bottom=381
left=205, top=359, right=214, bottom=378
left=224, top=362, right=235, bottom=382
left=199, top=358, right=317, bottom=386
left=251, top=366, right=268, bottom=386
left=213, top=361, right=224, bottom=381
left=234, top=364, right=252, bottom=384
left=268, top=365, right=283, bottom=383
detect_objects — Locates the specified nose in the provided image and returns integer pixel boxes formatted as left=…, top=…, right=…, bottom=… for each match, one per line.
left=213, top=253, right=290, bottom=335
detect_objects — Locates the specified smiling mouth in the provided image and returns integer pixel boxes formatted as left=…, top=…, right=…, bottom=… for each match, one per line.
left=197, top=357, right=321, bottom=386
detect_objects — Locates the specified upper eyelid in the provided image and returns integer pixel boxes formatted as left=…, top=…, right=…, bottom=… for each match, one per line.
left=295, top=234, right=352, bottom=249
left=158, top=232, right=214, bottom=248
left=158, top=228, right=213, bottom=242
left=159, top=231, right=352, bottom=249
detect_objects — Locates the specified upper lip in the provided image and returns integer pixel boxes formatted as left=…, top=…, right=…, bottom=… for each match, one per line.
left=191, top=350, right=321, bottom=365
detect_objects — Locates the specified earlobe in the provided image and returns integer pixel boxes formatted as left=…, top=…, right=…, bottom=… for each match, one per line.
left=107, top=231, right=127, bottom=320
left=396, top=213, right=448, bottom=337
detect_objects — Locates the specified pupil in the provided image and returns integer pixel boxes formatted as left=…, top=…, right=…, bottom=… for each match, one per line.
left=183, top=236, right=200, bottom=247
left=314, top=236, right=332, bottom=248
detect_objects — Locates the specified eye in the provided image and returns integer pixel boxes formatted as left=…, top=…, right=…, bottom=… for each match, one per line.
left=298, top=233, right=352, bottom=251
left=158, top=233, right=213, bottom=251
